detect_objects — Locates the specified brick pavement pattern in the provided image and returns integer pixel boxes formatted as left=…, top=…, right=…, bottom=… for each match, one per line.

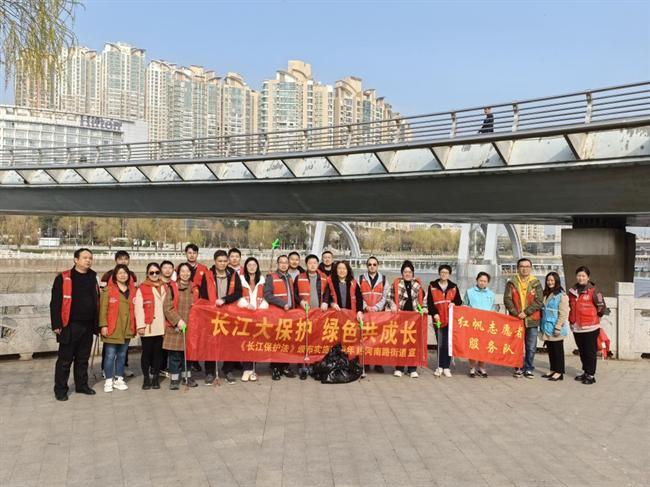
left=0, top=353, right=648, bottom=487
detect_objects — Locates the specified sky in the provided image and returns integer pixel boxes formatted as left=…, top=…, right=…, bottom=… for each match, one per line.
left=1, top=0, right=649, bottom=116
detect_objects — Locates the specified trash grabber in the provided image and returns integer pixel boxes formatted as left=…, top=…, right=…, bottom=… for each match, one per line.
left=180, top=322, right=189, bottom=392
left=358, top=315, right=366, bottom=378
left=416, top=304, right=425, bottom=375
left=89, top=333, right=101, bottom=380
left=304, top=303, right=310, bottom=368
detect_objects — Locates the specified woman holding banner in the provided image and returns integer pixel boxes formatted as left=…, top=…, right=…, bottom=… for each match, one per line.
left=163, top=263, right=198, bottom=389
left=568, top=266, right=607, bottom=385
left=134, top=262, right=167, bottom=390
left=237, top=256, right=267, bottom=382
left=427, top=264, right=462, bottom=378
left=388, top=260, right=426, bottom=378
left=463, top=272, right=495, bottom=378
left=539, top=272, right=569, bottom=382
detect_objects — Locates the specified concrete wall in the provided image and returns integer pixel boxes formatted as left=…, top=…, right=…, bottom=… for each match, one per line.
left=2, top=284, right=648, bottom=360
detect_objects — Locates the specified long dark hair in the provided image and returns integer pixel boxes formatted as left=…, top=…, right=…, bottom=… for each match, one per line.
left=243, top=256, right=261, bottom=285
left=333, top=260, right=354, bottom=283
left=543, top=271, right=564, bottom=297
left=111, top=264, right=132, bottom=286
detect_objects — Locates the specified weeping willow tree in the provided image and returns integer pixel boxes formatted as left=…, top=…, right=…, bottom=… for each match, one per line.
left=0, top=0, right=82, bottom=85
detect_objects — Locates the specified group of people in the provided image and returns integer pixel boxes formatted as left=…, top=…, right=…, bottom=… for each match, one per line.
left=51, top=245, right=607, bottom=401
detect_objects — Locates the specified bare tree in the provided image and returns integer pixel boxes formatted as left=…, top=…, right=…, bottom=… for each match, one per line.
left=0, top=0, right=82, bottom=85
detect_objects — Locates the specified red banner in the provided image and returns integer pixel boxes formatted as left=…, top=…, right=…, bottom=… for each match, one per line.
left=450, top=306, right=524, bottom=368
left=187, top=301, right=428, bottom=366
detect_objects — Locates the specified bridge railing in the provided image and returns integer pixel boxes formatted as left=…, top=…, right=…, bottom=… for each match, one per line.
left=1, top=81, right=649, bottom=167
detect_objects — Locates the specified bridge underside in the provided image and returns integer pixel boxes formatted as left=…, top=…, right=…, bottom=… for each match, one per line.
left=1, top=158, right=649, bottom=226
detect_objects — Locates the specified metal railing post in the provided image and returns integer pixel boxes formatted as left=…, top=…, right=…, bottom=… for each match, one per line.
left=512, top=103, right=520, bottom=132
left=346, top=125, right=353, bottom=148
left=302, top=130, right=309, bottom=151
left=450, top=112, right=457, bottom=137
left=94, top=146, right=100, bottom=163
left=585, top=92, right=593, bottom=124
left=126, top=144, right=132, bottom=161
left=225, top=137, right=231, bottom=157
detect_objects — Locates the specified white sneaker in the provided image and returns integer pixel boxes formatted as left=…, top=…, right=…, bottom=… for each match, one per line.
left=393, top=370, right=403, bottom=377
left=433, top=367, right=442, bottom=377
left=241, top=370, right=253, bottom=382
left=409, top=371, right=419, bottom=378
left=443, top=368, right=452, bottom=378
left=103, top=379, right=113, bottom=393
left=249, top=372, right=258, bottom=382
left=113, top=377, right=128, bottom=391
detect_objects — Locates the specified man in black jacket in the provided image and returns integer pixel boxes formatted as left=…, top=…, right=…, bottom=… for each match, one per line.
left=50, top=248, right=99, bottom=401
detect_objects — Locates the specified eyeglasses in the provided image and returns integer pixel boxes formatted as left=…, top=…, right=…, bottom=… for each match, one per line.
left=148, top=271, right=160, bottom=276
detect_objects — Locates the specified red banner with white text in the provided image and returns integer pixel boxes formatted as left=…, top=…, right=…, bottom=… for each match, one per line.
left=450, top=306, right=524, bottom=368
left=187, top=301, right=428, bottom=366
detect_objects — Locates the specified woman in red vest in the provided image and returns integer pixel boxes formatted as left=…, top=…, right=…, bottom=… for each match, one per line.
left=237, top=257, right=267, bottom=382
left=326, top=261, right=364, bottom=320
left=568, top=266, right=607, bottom=385
left=427, top=264, right=462, bottom=378
left=134, top=262, right=167, bottom=390
left=99, top=264, right=136, bottom=393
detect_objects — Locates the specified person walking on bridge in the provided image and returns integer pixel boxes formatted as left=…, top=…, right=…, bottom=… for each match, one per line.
left=479, top=107, right=494, bottom=133
left=51, top=248, right=100, bottom=401
left=390, top=260, right=427, bottom=378
left=504, top=258, right=543, bottom=379
left=427, top=264, right=461, bottom=378
left=358, top=256, right=388, bottom=374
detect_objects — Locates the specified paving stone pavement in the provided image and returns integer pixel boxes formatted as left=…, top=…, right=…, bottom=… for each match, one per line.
left=0, top=352, right=648, bottom=487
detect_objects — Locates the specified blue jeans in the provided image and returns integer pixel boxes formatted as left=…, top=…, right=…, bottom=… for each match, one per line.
left=103, top=343, right=129, bottom=379
left=523, top=326, right=538, bottom=372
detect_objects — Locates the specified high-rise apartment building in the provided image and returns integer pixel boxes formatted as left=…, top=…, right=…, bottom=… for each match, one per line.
left=99, top=43, right=146, bottom=120
left=58, top=46, right=100, bottom=115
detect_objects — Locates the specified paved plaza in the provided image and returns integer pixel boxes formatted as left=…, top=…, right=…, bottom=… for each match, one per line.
left=0, top=352, right=648, bottom=487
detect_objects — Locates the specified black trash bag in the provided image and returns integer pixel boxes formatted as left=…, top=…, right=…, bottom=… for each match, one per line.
left=312, top=343, right=363, bottom=384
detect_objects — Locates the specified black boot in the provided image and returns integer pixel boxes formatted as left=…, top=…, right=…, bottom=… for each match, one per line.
left=151, top=376, right=160, bottom=389
left=142, top=376, right=151, bottom=390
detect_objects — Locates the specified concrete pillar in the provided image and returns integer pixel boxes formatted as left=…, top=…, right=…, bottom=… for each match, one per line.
left=616, top=281, right=636, bottom=360
left=310, top=221, right=327, bottom=256
left=561, top=226, right=635, bottom=296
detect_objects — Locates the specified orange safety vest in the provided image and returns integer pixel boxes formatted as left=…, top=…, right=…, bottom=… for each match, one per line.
left=60, top=269, right=99, bottom=327
left=328, top=278, right=359, bottom=311
left=270, top=272, right=294, bottom=306
left=359, top=274, right=386, bottom=308
left=428, top=283, right=455, bottom=327
left=509, top=283, right=542, bottom=321
left=295, top=272, right=327, bottom=305
left=105, top=281, right=136, bottom=337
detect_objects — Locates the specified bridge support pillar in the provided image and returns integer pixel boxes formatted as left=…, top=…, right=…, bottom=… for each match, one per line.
left=561, top=218, right=635, bottom=296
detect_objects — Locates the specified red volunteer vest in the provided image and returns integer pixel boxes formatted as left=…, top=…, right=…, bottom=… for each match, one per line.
left=328, top=278, right=358, bottom=311
left=295, top=272, right=327, bottom=305
left=138, top=283, right=161, bottom=325
left=569, top=287, right=600, bottom=327
left=60, top=269, right=100, bottom=327
left=105, top=281, right=136, bottom=337
left=360, top=274, right=386, bottom=308
left=270, top=273, right=294, bottom=306
left=429, top=284, right=456, bottom=327
left=241, top=278, right=266, bottom=308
